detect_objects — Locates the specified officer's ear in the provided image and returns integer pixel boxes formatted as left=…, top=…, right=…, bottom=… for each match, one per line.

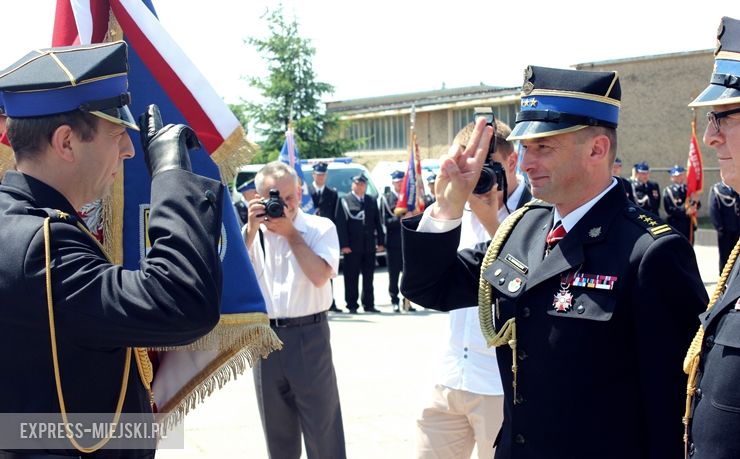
left=589, top=132, right=610, bottom=163
left=49, top=124, right=76, bottom=163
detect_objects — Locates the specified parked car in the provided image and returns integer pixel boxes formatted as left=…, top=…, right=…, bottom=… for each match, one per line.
left=371, top=159, right=440, bottom=197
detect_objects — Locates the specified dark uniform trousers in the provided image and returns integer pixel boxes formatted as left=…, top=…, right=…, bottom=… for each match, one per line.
left=401, top=185, right=707, bottom=459
left=632, top=179, right=661, bottom=214
left=335, top=194, right=384, bottom=311
left=687, top=257, right=740, bottom=458
left=380, top=192, right=403, bottom=305
left=0, top=170, right=223, bottom=459
left=709, top=182, right=740, bottom=272
left=254, top=316, right=346, bottom=459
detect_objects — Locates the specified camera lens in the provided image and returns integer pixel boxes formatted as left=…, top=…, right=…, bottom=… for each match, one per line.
left=473, top=166, right=497, bottom=195
left=265, top=201, right=285, bottom=218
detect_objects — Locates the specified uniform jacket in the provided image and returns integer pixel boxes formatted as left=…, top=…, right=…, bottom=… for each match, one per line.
left=401, top=185, right=706, bottom=459
left=335, top=193, right=384, bottom=253
left=0, top=170, right=223, bottom=454
left=708, top=182, right=740, bottom=234
left=380, top=191, right=403, bottom=248
left=616, top=175, right=636, bottom=204
left=514, top=185, right=533, bottom=211
left=309, top=184, right=338, bottom=222
left=663, top=183, right=698, bottom=238
left=688, top=257, right=740, bottom=458
left=632, top=179, right=661, bottom=214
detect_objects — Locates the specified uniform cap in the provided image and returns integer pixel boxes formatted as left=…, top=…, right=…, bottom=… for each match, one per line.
left=670, top=165, right=686, bottom=176
left=352, top=174, right=367, bottom=183
left=313, top=162, right=328, bottom=173
left=237, top=179, right=256, bottom=192
left=0, top=42, right=138, bottom=130
left=635, top=161, right=650, bottom=173
left=390, top=170, right=405, bottom=182
left=426, top=174, right=437, bottom=183
left=509, top=65, right=621, bottom=141
left=690, top=17, right=740, bottom=107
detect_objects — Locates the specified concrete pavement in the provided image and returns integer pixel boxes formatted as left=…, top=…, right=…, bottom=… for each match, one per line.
left=157, top=244, right=721, bottom=458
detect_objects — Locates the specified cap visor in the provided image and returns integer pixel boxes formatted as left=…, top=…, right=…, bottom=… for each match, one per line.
left=91, top=105, right=139, bottom=130
left=507, top=120, right=587, bottom=141
left=689, top=84, right=740, bottom=108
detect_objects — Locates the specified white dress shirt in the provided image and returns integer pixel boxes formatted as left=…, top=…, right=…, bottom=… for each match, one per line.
left=246, top=210, right=340, bottom=319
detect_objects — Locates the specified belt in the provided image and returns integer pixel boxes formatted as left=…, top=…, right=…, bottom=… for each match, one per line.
left=269, top=311, right=325, bottom=328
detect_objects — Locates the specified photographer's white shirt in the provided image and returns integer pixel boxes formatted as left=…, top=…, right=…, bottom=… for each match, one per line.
left=246, top=210, right=340, bottom=319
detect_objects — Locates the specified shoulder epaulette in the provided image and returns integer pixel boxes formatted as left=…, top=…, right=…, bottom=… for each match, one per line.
left=624, top=206, right=673, bottom=239
left=26, top=207, right=78, bottom=224
left=524, top=198, right=552, bottom=209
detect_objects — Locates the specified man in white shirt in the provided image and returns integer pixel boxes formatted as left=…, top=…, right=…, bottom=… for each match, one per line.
left=244, top=161, right=346, bottom=459
left=401, top=66, right=706, bottom=458
left=416, top=120, right=526, bottom=458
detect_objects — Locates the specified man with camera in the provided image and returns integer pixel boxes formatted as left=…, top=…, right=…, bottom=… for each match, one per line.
left=243, top=161, right=346, bottom=458
left=401, top=66, right=706, bottom=458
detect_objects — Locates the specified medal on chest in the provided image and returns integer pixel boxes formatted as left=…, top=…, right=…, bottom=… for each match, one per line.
left=553, top=274, right=574, bottom=313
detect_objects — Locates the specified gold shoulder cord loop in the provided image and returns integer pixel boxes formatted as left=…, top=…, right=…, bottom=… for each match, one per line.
left=479, top=205, right=531, bottom=402
left=44, top=217, right=131, bottom=452
left=682, top=237, right=740, bottom=456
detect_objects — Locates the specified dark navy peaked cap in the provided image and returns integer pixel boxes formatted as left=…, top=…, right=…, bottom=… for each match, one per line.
left=509, top=65, right=621, bottom=141
left=313, top=162, right=328, bottom=173
left=0, top=41, right=138, bottom=130
left=635, top=162, right=650, bottom=173
left=390, top=170, right=404, bottom=182
left=690, top=16, right=740, bottom=107
left=670, top=165, right=686, bottom=176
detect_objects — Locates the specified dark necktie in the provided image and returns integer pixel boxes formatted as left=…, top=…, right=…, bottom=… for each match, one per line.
left=545, top=221, right=567, bottom=255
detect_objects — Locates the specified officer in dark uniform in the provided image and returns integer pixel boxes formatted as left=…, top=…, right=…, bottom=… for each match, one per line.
left=631, top=161, right=661, bottom=213
left=380, top=170, right=415, bottom=313
left=708, top=180, right=740, bottom=272
left=309, top=161, right=339, bottom=219
left=612, top=157, right=636, bottom=204
left=663, top=165, right=700, bottom=242
left=684, top=17, right=740, bottom=458
left=401, top=65, right=706, bottom=458
left=0, top=43, right=223, bottom=458
left=309, top=161, right=342, bottom=312
left=234, top=179, right=256, bottom=226
left=424, top=174, right=437, bottom=208
left=335, top=174, right=384, bottom=313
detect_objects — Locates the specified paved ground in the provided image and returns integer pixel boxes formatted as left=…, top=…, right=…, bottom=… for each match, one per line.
left=157, top=244, right=721, bottom=458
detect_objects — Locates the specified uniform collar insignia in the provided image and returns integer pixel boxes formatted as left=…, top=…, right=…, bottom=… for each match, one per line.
left=588, top=227, right=601, bottom=238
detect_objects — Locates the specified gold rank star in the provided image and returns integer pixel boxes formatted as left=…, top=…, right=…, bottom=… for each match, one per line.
left=56, top=210, right=70, bottom=220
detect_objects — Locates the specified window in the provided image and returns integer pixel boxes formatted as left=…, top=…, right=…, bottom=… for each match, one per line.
left=349, top=115, right=408, bottom=151
left=452, top=103, right=519, bottom=134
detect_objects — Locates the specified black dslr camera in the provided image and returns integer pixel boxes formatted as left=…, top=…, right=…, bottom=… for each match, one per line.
left=472, top=107, right=507, bottom=199
left=261, top=189, right=286, bottom=218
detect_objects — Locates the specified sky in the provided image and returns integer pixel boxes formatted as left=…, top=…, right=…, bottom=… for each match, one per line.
left=2, top=1, right=739, bottom=106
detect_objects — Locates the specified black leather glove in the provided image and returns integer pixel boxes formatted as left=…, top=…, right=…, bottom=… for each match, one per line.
left=138, top=104, right=200, bottom=177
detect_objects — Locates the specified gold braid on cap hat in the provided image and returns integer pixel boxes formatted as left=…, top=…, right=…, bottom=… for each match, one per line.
left=683, top=237, right=740, bottom=453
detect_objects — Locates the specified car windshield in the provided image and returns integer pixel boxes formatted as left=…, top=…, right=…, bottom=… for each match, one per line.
left=302, top=167, right=378, bottom=198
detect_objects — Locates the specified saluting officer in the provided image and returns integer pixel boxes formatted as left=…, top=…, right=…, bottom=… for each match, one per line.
left=335, top=174, right=385, bottom=313
left=631, top=161, right=661, bottom=213
left=708, top=180, right=740, bottom=272
left=684, top=16, right=740, bottom=459
left=663, top=165, right=700, bottom=243
left=401, top=65, right=706, bottom=458
left=0, top=43, right=223, bottom=457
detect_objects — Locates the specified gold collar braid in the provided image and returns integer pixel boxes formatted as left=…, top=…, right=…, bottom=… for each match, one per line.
left=682, top=237, right=740, bottom=457
left=44, top=217, right=136, bottom=452
left=478, top=204, right=532, bottom=403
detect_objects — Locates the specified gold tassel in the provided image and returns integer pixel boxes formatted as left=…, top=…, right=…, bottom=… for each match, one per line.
left=0, top=143, right=15, bottom=178
left=210, top=127, right=260, bottom=184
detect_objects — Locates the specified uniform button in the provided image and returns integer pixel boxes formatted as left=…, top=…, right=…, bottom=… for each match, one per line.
left=695, top=388, right=702, bottom=401
left=463, top=354, right=468, bottom=359
left=521, top=307, right=531, bottom=318
left=514, top=434, right=526, bottom=445
left=499, top=278, right=506, bottom=285
left=464, top=347, right=468, bottom=352
left=688, top=442, right=695, bottom=456
left=627, top=207, right=636, bottom=213
left=517, top=349, right=527, bottom=361
left=204, top=189, right=217, bottom=203
left=705, top=335, right=715, bottom=349
left=514, top=393, right=525, bottom=404
left=576, top=304, right=585, bottom=314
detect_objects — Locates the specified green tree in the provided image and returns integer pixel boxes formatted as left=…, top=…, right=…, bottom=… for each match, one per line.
left=232, top=6, right=358, bottom=163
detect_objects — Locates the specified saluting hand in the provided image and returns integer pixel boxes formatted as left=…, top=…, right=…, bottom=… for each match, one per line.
left=432, top=117, right=494, bottom=220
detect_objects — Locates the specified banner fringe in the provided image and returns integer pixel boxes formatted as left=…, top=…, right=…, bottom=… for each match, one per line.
left=210, top=126, right=260, bottom=184
left=154, top=324, right=282, bottom=433
left=0, top=143, right=15, bottom=178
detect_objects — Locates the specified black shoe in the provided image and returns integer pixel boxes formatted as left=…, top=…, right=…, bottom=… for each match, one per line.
left=328, top=305, right=343, bottom=313
left=347, top=309, right=358, bottom=314
left=407, top=306, right=418, bottom=312
left=364, top=307, right=381, bottom=313
left=392, top=303, right=401, bottom=313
